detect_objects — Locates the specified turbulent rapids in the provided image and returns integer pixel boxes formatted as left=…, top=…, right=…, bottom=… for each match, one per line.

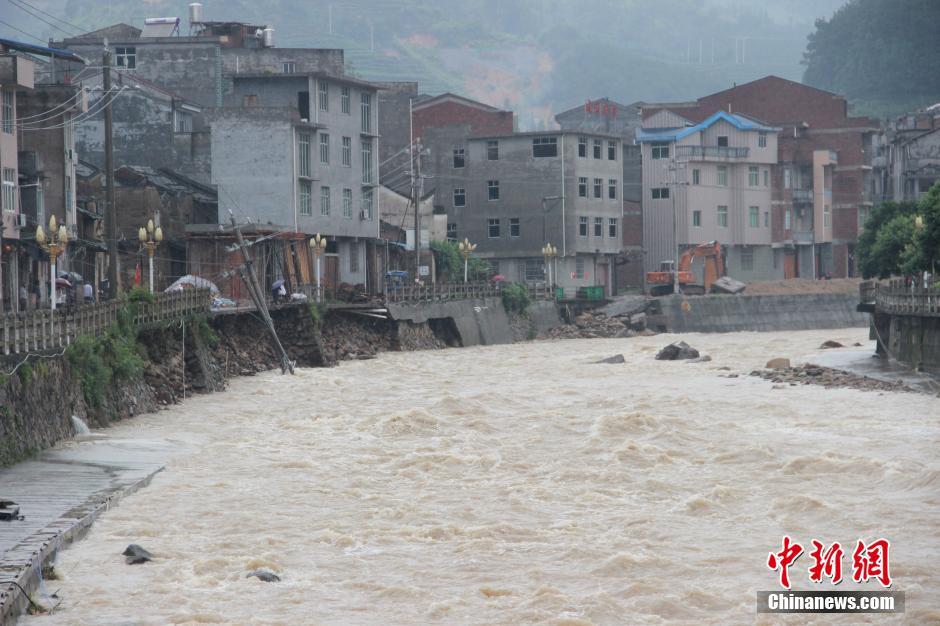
left=25, top=329, right=940, bottom=625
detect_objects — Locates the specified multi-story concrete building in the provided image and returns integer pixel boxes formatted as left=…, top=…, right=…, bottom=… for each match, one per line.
left=636, top=110, right=781, bottom=282
left=213, top=72, right=381, bottom=288
left=55, top=16, right=344, bottom=109
left=430, top=129, right=623, bottom=293
left=882, top=103, right=940, bottom=203
left=644, top=76, right=882, bottom=279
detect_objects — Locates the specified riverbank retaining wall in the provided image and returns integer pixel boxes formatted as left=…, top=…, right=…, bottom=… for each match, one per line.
left=650, top=292, right=868, bottom=333
left=872, top=310, right=940, bottom=372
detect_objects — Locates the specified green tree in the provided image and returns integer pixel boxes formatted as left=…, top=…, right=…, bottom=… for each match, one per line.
left=857, top=200, right=918, bottom=278
left=912, top=181, right=940, bottom=273
left=430, top=240, right=491, bottom=282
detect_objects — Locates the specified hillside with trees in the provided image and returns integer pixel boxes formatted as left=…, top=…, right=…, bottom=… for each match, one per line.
left=802, top=0, right=940, bottom=119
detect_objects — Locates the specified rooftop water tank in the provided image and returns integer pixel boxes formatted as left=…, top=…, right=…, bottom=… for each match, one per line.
left=189, top=3, right=203, bottom=24
left=262, top=27, right=275, bottom=48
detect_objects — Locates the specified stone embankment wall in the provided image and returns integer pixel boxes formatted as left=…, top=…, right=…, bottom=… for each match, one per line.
left=872, top=311, right=940, bottom=372
left=650, top=293, right=868, bottom=333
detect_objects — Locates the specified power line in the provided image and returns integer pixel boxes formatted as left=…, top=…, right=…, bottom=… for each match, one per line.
left=16, top=87, right=126, bottom=131
left=0, top=18, right=45, bottom=42
left=15, top=87, right=87, bottom=122
left=5, top=0, right=79, bottom=36
left=11, top=0, right=84, bottom=34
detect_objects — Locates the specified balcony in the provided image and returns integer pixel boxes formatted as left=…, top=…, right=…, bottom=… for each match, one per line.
left=792, top=188, right=813, bottom=203
left=792, top=230, right=815, bottom=244
left=675, top=145, right=750, bottom=161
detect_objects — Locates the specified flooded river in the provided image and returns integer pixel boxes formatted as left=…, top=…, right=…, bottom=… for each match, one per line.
left=26, top=329, right=940, bottom=625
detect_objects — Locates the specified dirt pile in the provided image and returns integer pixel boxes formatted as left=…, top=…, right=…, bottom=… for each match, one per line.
left=539, top=309, right=652, bottom=340
left=751, top=364, right=914, bottom=393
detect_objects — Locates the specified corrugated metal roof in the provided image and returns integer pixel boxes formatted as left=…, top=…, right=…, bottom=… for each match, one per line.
left=0, top=37, right=85, bottom=63
left=635, top=110, right=781, bottom=143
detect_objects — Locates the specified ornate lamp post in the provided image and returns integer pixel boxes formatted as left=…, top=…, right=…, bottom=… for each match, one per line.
left=457, top=238, right=476, bottom=283
left=541, top=243, right=557, bottom=288
left=138, top=219, right=163, bottom=293
left=309, top=233, right=328, bottom=302
left=35, top=215, right=68, bottom=311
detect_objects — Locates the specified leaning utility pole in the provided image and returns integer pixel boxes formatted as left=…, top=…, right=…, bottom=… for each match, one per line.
left=412, top=140, right=422, bottom=277
left=104, top=47, right=118, bottom=299
left=229, top=213, right=294, bottom=374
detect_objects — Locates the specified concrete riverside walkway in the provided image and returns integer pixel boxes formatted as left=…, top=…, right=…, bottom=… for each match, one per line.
left=0, top=434, right=172, bottom=625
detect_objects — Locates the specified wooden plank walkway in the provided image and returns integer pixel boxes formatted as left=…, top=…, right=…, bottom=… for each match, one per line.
left=0, top=436, right=172, bottom=625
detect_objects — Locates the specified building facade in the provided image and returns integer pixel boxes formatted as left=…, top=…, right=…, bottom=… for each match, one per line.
left=637, top=111, right=780, bottom=282
left=431, top=129, right=623, bottom=293
left=882, top=103, right=940, bottom=203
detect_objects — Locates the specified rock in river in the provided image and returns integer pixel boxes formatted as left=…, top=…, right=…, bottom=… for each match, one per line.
left=595, top=354, right=626, bottom=364
left=122, top=544, right=153, bottom=564
left=655, top=341, right=700, bottom=361
left=247, top=569, right=281, bottom=583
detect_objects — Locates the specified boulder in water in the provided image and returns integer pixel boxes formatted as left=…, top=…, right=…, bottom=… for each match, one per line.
left=247, top=569, right=281, bottom=583
left=595, top=354, right=626, bottom=364
left=123, top=544, right=153, bottom=564
left=819, top=340, right=844, bottom=349
left=766, top=358, right=790, bottom=370
left=655, top=341, right=700, bottom=361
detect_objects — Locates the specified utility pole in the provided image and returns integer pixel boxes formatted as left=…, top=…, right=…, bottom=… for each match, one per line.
left=229, top=213, right=294, bottom=374
left=413, top=140, right=422, bottom=278
left=104, top=47, right=118, bottom=299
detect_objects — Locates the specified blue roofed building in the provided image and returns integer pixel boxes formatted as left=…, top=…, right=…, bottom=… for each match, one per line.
left=636, top=108, right=782, bottom=282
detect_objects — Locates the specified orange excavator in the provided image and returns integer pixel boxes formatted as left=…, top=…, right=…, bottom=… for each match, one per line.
left=646, top=241, right=725, bottom=296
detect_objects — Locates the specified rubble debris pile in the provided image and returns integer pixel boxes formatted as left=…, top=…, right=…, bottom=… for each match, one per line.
left=539, top=301, right=652, bottom=340
left=751, top=364, right=914, bottom=393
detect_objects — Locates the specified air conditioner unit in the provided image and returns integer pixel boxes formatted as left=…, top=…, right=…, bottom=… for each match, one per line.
left=14, top=213, right=27, bottom=229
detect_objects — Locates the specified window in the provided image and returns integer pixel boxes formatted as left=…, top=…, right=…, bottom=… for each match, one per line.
left=174, top=110, right=192, bottom=133
left=579, top=216, right=588, bottom=236
left=692, top=210, right=701, bottom=227
left=298, top=180, right=312, bottom=215
left=784, top=168, right=791, bottom=189
left=342, top=136, right=351, bottom=166
left=749, top=206, right=759, bottom=227
left=858, top=206, right=870, bottom=229
left=608, top=217, right=617, bottom=238
left=243, top=94, right=258, bottom=107
left=608, top=141, right=616, bottom=161
left=320, top=186, right=331, bottom=215
left=487, top=140, right=499, bottom=160
left=298, top=91, right=309, bottom=118
left=578, top=137, right=587, bottom=158
left=115, top=46, right=136, bottom=69
left=282, top=61, right=295, bottom=73
left=824, top=204, right=831, bottom=227
left=360, top=93, right=372, bottom=133
left=651, top=142, right=670, bottom=159
left=717, top=165, right=728, bottom=186
left=349, top=244, right=359, bottom=272
left=2, top=168, right=15, bottom=212
left=453, top=188, right=466, bottom=207
left=489, top=260, right=500, bottom=276
left=764, top=211, right=769, bottom=228
left=453, top=146, right=465, bottom=168
left=593, top=178, right=602, bottom=199
left=343, top=188, right=353, bottom=218
left=298, top=134, right=311, bottom=177
left=784, top=208, right=791, bottom=230
left=447, top=222, right=457, bottom=241
left=361, top=188, right=374, bottom=220
left=575, top=257, right=585, bottom=279
left=758, top=132, right=767, bottom=148
left=2, top=92, right=13, bottom=133
left=608, top=179, right=617, bottom=200
left=717, top=135, right=728, bottom=147
left=717, top=205, right=728, bottom=227
left=533, top=136, right=558, bottom=158
left=361, top=139, right=373, bottom=183
left=341, top=86, right=350, bottom=114
left=741, top=247, right=754, bottom=271
left=487, top=180, right=499, bottom=200
left=578, top=177, right=588, bottom=198
left=594, top=216, right=603, bottom=237
left=652, top=187, right=670, bottom=199
left=488, top=218, right=500, bottom=238
left=65, top=174, right=72, bottom=212
left=510, top=217, right=520, bottom=238
left=692, top=169, right=700, bottom=185
left=524, top=259, right=544, bottom=282
left=763, top=169, right=769, bottom=187
left=318, top=81, right=329, bottom=111
left=748, top=166, right=759, bottom=187
left=593, top=139, right=602, bottom=159
left=319, top=133, right=330, bottom=163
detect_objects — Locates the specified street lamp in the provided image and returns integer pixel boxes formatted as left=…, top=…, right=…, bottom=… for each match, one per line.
left=35, top=215, right=68, bottom=311
left=457, top=238, right=476, bottom=283
left=541, top=243, right=557, bottom=289
left=309, top=233, right=328, bottom=302
left=138, top=219, right=163, bottom=293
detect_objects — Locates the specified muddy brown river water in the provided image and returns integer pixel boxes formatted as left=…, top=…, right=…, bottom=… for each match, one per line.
left=24, top=330, right=940, bottom=625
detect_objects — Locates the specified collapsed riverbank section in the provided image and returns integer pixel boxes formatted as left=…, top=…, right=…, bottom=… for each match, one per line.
left=0, top=299, right=562, bottom=468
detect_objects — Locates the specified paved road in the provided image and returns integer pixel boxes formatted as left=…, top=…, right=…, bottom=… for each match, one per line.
left=0, top=434, right=172, bottom=624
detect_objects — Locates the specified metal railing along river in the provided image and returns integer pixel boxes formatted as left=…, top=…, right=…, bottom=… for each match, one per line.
left=1, top=288, right=211, bottom=356
left=873, top=279, right=940, bottom=317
